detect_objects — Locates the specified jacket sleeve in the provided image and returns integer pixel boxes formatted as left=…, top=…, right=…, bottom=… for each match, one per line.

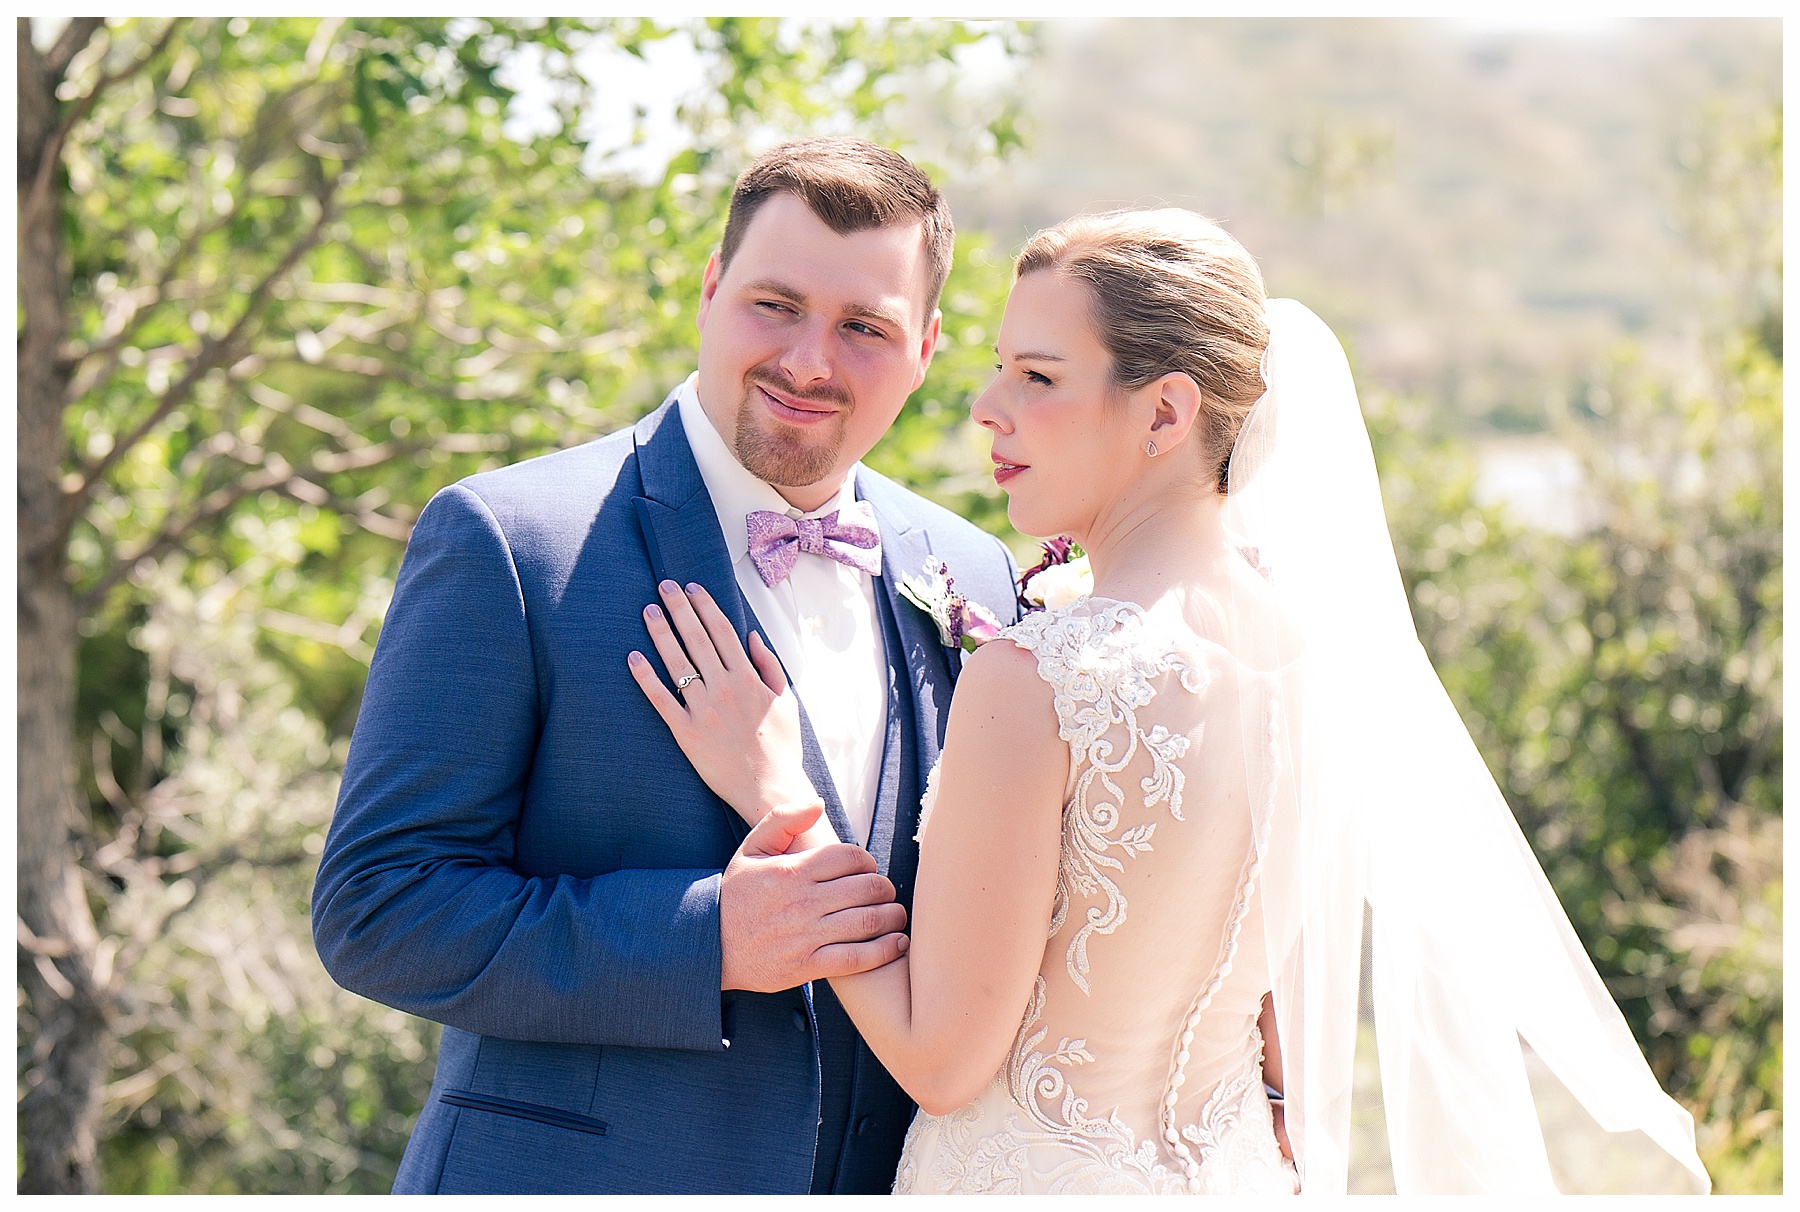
left=310, top=482, right=726, bottom=1052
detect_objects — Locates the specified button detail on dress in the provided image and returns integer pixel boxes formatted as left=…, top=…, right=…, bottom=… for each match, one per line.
left=856, top=1115, right=876, bottom=1137
left=791, top=1007, right=810, bottom=1033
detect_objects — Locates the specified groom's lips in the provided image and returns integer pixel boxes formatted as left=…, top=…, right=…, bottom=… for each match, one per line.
left=992, top=454, right=1028, bottom=487
left=754, top=381, right=841, bottom=427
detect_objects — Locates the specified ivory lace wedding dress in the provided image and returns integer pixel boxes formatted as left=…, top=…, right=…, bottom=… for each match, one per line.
left=894, top=595, right=1300, bottom=1196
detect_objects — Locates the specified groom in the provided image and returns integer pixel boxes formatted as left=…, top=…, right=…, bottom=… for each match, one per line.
left=311, top=139, right=1019, bottom=1194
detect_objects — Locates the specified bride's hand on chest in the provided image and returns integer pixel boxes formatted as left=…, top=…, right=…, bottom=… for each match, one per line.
left=628, top=579, right=828, bottom=837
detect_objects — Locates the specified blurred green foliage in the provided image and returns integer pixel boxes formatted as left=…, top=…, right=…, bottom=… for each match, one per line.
left=34, top=14, right=1775, bottom=1196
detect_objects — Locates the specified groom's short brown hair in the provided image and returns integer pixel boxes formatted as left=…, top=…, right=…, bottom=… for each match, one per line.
left=719, top=138, right=955, bottom=320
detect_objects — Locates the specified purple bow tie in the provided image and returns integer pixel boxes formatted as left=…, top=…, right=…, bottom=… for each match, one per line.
left=745, top=501, right=883, bottom=587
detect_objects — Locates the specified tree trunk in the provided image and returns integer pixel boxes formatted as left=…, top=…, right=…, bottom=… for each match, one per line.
left=17, top=19, right=108, bottom=1195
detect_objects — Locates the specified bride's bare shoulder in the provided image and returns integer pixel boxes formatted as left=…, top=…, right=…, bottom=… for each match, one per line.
left=933, top=636, right=1069, bottom=822
left=956, top=634, right=1055, bottom=707
left=949, top=637, right=1062, bottom=744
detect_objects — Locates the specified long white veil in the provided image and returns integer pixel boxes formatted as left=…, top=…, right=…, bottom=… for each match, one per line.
left=1226, top=299, right=1709, bottom=1194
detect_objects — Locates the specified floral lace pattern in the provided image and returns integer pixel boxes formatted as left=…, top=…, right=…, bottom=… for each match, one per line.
left=1005, top=604, right=1209, bottom=993
left=894, top=598, right=1297, bottom=1196
left=896, top=977, right=1178, bottom=1194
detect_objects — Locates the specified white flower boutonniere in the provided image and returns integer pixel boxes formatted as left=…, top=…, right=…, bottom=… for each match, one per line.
left=899, top=559, right=1004, bottom=653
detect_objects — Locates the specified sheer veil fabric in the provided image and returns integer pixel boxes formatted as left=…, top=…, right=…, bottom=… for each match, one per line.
left=1227, top=300, right=1710, bottom=1194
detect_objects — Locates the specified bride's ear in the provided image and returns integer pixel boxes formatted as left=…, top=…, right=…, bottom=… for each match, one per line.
left=1146, top=371, right=1204, bottom=448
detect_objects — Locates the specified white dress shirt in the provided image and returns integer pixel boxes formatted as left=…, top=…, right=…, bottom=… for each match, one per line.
left=675, top=374, right=887, bottom=845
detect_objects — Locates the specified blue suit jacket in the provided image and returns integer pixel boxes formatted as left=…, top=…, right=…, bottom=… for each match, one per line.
left=311, top=394, right=1018, bottom=1194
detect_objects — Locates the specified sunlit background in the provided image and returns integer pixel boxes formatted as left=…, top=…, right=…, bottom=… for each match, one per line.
left=16, top=17, right=1780, bottom=1194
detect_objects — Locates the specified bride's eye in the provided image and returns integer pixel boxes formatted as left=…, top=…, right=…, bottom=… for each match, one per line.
left=1025, top=370, right=1053, bottom=386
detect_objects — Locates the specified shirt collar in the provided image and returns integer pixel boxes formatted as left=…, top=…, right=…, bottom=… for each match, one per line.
left=675, top=373, right=862, bottom=564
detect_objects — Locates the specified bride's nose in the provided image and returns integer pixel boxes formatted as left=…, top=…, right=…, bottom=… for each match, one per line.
left=970, top=381, right=1011, bottom=434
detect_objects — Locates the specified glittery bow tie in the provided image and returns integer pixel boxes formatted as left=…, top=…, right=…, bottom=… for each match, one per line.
left=745, top=501, right=883, bottom=587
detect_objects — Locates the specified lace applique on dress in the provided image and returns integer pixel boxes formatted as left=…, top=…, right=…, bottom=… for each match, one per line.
left=913, top=761, right=943, bottom=844
left=894, top=597, right=1298, bottom=1196
left=1004, top=604, right=1209, bottom=993
left=896, top=977, right=1178, bottom=1194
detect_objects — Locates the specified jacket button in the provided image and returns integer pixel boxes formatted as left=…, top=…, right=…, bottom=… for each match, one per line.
left=792, top=1008, right=809, bottom=1033
left=856, top=1115, right=876, bottom=1137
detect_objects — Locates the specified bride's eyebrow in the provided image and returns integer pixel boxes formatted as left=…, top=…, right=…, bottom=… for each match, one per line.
left=996, top=348, right=1068, bottom=363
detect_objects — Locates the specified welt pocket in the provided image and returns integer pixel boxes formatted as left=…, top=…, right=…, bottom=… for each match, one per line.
left=440, top=1089, right=609, bottom=1137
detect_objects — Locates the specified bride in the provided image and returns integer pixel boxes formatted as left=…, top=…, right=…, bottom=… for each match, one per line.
left=627, top=209, right=1710, bottom=1194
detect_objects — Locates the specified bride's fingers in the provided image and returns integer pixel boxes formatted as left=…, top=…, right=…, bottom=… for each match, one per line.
left=643, top=601, right=705, bottom=690
left=627, top=650, right=688, bottom=735
left=741, top=801, right=824, bottom=858
left=657, top=580, right=727, bottom=681
left=683, top=583, right=750, bottom=674
left=747, top=630, right=790, bottom=696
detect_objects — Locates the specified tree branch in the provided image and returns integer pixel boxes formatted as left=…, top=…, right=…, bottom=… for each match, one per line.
left=23, top=18, right=185, bottom=234
left=76, top=477, right=272, bottom=612
left=61, top=173, right=345, bottom=531
left=74, top=454, right=415, bottom=613
left=42, top=17, right=106, bottom=80
left=62, top=209, right=233, bottom=391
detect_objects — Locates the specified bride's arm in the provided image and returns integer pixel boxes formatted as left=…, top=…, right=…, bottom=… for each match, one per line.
left=827, top=638, right=1066, bottom=1115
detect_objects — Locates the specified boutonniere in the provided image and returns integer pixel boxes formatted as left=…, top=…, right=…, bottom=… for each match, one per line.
left=1017, top=536, right=1093, bottom=614
left=899, top=560, right=1004, bottom=654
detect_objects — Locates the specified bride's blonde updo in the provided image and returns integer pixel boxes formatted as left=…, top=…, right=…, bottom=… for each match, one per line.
left=1014, top=209, right=1270, bottom=493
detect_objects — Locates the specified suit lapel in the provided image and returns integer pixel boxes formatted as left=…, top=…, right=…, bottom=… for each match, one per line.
left=632, top=398, right=853, bottom=845
left=632, top=397, right=749, bottom=635
left=863, top=576, right=915, bottom=884
left=858, top=471, right=959, bottom=809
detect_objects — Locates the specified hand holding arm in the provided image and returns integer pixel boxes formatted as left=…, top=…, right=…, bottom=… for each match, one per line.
left=628, top=580, right=905, bottom=987
left=720, top=803, right=910, bottom=991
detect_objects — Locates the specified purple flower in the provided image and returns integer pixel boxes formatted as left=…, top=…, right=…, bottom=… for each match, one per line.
left=955, top=597, right=1003, bottom=651
left=900, top=560, right=1005, bottom=654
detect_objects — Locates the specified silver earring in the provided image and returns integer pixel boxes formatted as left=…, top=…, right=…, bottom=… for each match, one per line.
left=1144, top=438, right=1159, bottom=458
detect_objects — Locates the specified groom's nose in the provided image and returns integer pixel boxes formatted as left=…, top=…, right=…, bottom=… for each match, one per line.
left=778, top=316, right=833, bottom=389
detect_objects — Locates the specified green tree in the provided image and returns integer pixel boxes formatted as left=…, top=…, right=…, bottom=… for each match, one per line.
left=17, top=16, right=1031, bottom=1192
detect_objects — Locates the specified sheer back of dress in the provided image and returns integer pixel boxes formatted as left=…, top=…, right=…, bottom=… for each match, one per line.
left=957, top=591, right=1300, bottom=1192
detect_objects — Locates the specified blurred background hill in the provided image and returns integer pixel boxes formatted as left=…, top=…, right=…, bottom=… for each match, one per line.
left=934, top=18, right=1779, bottom=434
left=16, top=17, right=1779, bottom=1195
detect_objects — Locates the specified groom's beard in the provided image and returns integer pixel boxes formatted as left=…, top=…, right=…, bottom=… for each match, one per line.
left=734, top=367, right=853, bottom=489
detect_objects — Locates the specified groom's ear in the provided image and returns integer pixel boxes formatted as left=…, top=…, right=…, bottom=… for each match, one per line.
left=910, top=309, right=943, bottom=392
left=696, top=250, right=723, bottom=334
